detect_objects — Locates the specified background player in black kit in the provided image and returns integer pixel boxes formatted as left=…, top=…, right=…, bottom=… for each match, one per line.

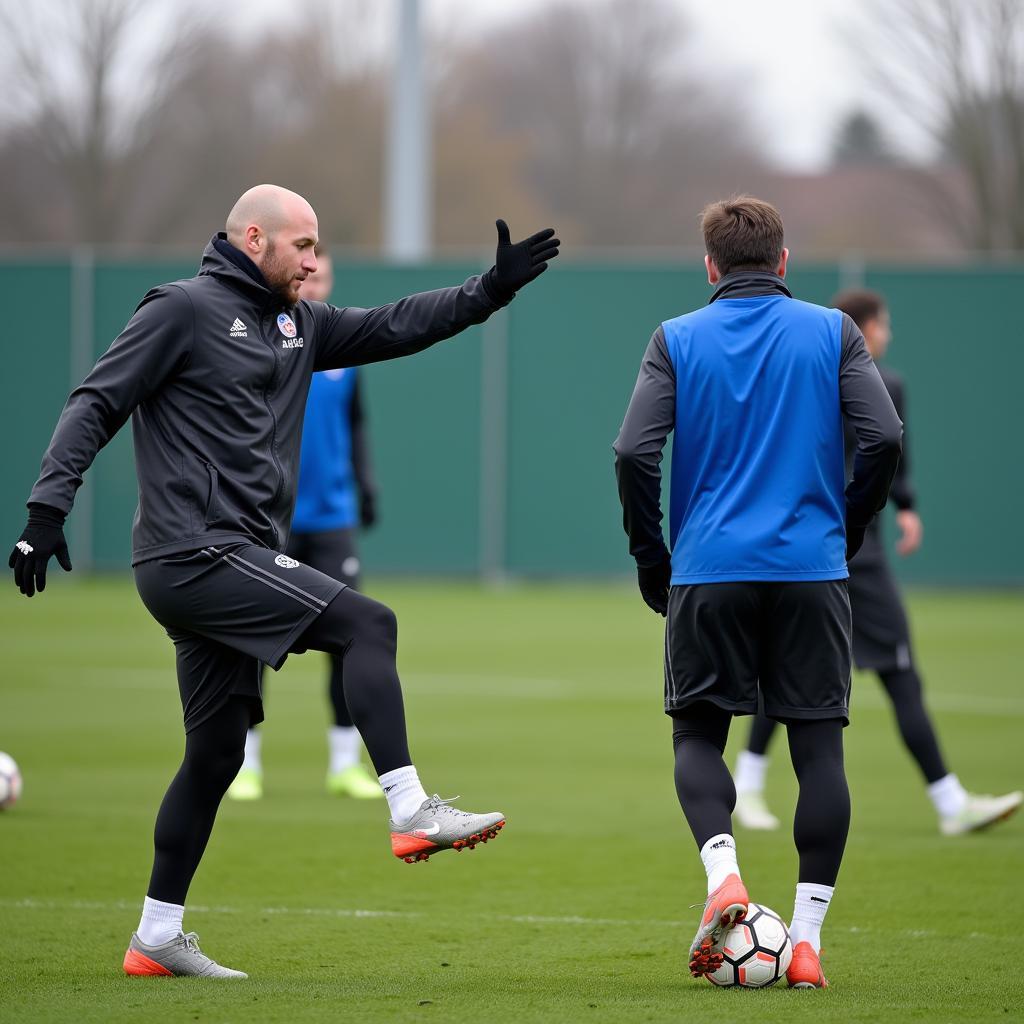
left=733, top=289, right=1022, bottom=837
left=9, top=184, right=559, bottom=978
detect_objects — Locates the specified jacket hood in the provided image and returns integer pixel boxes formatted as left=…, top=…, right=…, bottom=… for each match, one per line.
left=198, top=233, right=288, bottom=308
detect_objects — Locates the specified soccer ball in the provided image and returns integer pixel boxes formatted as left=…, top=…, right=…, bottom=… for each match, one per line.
left=705, top=903, right=792, bottom=988
left=0, top=752, right=23, bottom=810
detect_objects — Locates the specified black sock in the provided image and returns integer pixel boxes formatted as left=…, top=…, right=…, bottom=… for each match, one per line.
left=671, top=703, right=735, bottom=849
left=877, top=667, right=948, bottom=784
left=786, top=719, right=850, bottom=886
left=147, top=697, right=253, bottom=904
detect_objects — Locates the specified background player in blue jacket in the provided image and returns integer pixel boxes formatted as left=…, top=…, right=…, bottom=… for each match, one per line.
left=615, top=196, right=902, bottom=988
left=733, top=289, right=1022, bottom=836
left=228, top=245, right=382, bottom=801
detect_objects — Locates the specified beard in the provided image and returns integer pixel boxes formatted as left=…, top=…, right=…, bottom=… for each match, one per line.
left=261, top=239, right=301, bottom=304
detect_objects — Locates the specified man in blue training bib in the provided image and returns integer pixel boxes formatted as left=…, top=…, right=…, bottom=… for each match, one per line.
left=614, top=196, right=902, bottom=989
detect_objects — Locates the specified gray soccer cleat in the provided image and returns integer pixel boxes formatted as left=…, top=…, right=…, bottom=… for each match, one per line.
left=123, top=931, right=248, bottom=978
left=940, top=791, right=1022, bottom=836
left=390, top=795, right=505, bottom=863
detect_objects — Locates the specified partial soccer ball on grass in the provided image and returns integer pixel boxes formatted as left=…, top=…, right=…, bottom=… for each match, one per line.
left=705, top=902, right=792, bottom=988
left=0, top=751, right=23, bottom=810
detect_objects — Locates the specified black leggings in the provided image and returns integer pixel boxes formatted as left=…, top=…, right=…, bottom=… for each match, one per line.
left=673, top=703, right=850, bottom=886
left=146, top=590, right=409, bottom=905
left=148, top=696, right=252, bottom=904
left=746, top=667, right=947, bottom=783
left=295, top=588, right=411, bottom=775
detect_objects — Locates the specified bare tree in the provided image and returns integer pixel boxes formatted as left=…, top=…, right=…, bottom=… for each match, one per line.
left=831, top=110, right=900, bottom=167
left=436, top=0, right=766, bottom=249
left=857, top=0, right=1024, bottom=250
left=0, top=0, right=391, bottom=247
left=0, top=0, right=209, bottom=243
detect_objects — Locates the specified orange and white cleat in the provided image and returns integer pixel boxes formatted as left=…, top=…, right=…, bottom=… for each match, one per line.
left=390, top=795, right=505, bottom=864
left=688, top=873, right=749, bottom=977
left=123, top=931, right=247, bottom=978
left=787, top=941, right=829, bottom=988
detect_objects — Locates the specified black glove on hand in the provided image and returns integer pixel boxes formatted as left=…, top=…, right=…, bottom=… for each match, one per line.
left=483, top=219, right=560, bottom=302
left=637, top=556, right=672, bottom=617
left=360, top=492, right=378, bottom=530
left=9, top=504, right=72, bottom=597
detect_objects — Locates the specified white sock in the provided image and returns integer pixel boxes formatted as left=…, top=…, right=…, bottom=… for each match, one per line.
left=328, top=726, right=361, bottom=775
left=700, top=833, right=740, bottom=893
left=928, top=773, right=968, bottom=818
left=379, top=765, right=428, bottom=824
left=240, top=728, right=262, bottom=773
left=790, top=882, right=833, bottom=953
left=734, top=751, right=768, bottom=795
left=137, top=896, right=184, bottom=947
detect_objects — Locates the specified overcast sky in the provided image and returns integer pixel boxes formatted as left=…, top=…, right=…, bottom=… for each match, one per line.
left=8, top=0, right=905, bottom=174
left=430, top=0, right=888, bottom=171
left=222, top=0, right=894, bottom=172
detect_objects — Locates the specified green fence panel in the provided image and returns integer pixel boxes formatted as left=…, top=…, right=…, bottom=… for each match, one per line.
left=865, top=266, right=1024, bottom=586
left=505, top=266, right=699, bottom=574
left=336, top=264, right=485, bottom=575
left=1, top=255, right=1021, bottom=584
left=0, top=262, right=74, bottom=551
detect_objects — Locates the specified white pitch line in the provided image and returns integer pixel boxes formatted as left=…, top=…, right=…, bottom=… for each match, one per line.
left=36, top=668, right=1024, bottom=716
left=0, top=898, right=990, bottom=941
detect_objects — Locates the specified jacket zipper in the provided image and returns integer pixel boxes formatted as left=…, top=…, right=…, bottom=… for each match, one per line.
left=257, top=305, right=285, bottom=549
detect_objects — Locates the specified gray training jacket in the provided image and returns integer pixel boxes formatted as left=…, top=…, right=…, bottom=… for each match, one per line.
left=29, top=234, right=506, bottom=564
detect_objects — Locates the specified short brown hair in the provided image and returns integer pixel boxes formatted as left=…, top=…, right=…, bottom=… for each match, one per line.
left=701, top=196, right=785, bottom=276
left=831, top=288, right=886, bottom=330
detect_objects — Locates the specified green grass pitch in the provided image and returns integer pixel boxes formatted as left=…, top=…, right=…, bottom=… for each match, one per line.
left=1, top=578, right=1022, bottom=1023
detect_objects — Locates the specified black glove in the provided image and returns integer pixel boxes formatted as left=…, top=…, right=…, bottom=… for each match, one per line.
left=9, top=504, right=72, bottom=597
left=360, top=492, right=378, bottom=530
left=483, top=219, right=560, bottom=302
left=637, top=556, right=672, bottom=616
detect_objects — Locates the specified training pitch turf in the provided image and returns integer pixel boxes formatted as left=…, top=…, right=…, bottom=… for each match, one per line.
left=1, top=578, right=1021, bottom=1023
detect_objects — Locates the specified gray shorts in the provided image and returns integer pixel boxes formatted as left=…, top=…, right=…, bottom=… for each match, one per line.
left=134, top=543, right=345, bottom=731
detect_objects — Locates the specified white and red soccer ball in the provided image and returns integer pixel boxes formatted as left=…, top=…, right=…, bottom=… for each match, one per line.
left=705, top=903, right=793, bottom=988
left=0, top=751, right=22, bottom=810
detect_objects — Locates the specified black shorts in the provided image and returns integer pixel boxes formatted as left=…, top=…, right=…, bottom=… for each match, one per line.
left=664, top=580, right=852, bottom=723
left=286, top=527, right=361, bottom=590
left=848, top=532, right=913, bottom=673
left=134, top=543, right=346, bottom=731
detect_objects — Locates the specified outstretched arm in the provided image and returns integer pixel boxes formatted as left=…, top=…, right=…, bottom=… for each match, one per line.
left=312, top=220, right=560, bottom=370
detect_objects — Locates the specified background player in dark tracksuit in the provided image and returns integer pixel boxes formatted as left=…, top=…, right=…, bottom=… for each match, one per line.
left=614, top=196, right=903, bottom=989
left=228, top=246, right=383, bottom=802
left=733, top=289, right=1022, bottom=837
left=9, top=185, right=559, bottom=978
